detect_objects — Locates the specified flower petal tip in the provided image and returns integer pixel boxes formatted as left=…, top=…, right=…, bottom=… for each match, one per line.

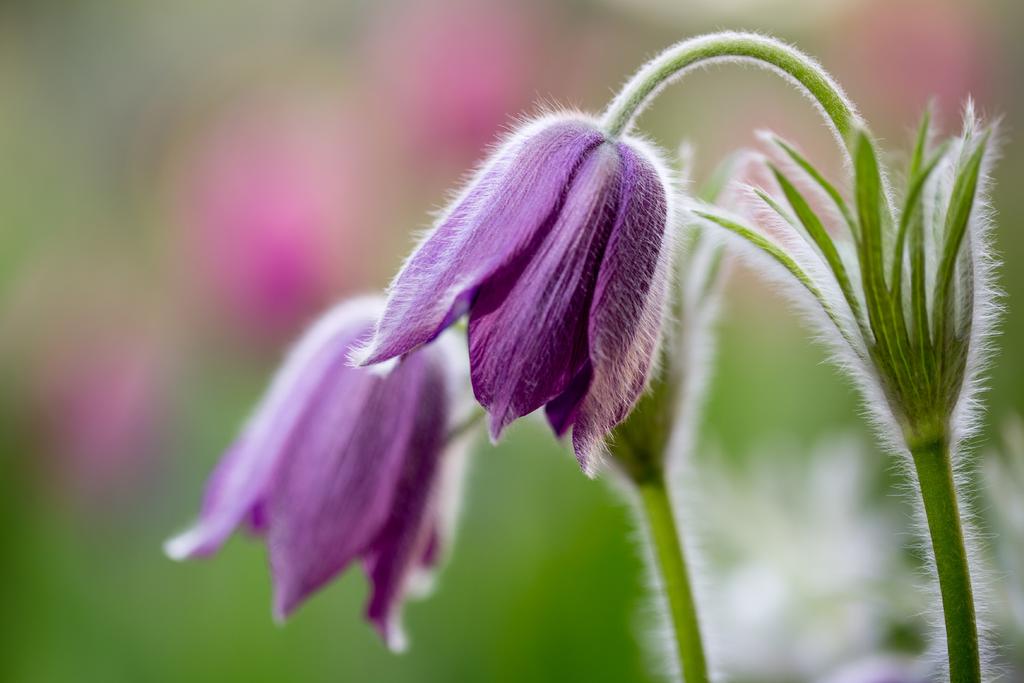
left=163, top=527, right=212, bottom=561
left=364, top=355, right=399, bottom=378
left=578, top=457, right=601, bottom=479
left=486, top=413, right=505, bottom=445
left=371, top=616, right=409, bottom=654
left=346, top=341, right=388, bottom=371
left=572, top=434, right=605, bottom=479
left=271, top=590, right=299, bottom=625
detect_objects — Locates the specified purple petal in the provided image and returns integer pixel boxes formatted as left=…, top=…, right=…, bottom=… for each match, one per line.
left=468, top=142, right=622, bottom=439
left=266, top=347, right=445, bottom=620
left=570, top=141, right=671, bottom=473
left=417, top=526, right=441, bottom=570
left=543, top=362, right=593, bottom=437
left=362, top=357, right=449, bottom=651
left=164, top=300, right=378, bottom=560
left=352, top=118, right=604, bottom=366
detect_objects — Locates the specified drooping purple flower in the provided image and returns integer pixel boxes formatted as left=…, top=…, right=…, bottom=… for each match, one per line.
left=352, top=114, right=674, bottom=473
left=165, top=297, right=466, bottom=651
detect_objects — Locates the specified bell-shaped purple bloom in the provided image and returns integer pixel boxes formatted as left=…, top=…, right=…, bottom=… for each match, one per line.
left=352, top=114, right=674, bottom=473
left=165, top=297, right=465, bottom=651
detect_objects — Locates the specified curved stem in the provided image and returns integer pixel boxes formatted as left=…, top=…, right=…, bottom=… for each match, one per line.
left=446, top=405, right=487, bottom=442
left=601, top=31, right=862, bottom=146
left=910, top=435, right=981, bottom=683
left=638, top=475, right=708, bottom=683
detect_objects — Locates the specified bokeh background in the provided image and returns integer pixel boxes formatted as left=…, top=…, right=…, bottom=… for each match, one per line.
left=0, top=0, right=1021, bottom=681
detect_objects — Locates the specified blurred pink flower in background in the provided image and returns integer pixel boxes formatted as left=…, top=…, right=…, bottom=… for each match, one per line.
left=177, top=96, right=379, bottom=341
left=829, top=0, right=994, bottom=125
left=29, top=332, right=170, bottom=506
left=2, top=248, right=179, bottom=511
left=364, top=0, right=540, bottom=163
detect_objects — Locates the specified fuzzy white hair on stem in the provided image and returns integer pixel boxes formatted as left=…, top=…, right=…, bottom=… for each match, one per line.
left=692, top=102, right=1002, bottom=682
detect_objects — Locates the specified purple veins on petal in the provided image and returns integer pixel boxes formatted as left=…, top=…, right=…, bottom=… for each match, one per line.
left=166, top=296, right=465, bottom=649
left=351, top=117, right=605, bottom=366
left=569, top=141, right=672, bottom=472
left=268, top=347, right=444, bottom=621
left=362, top=358, right=448, bottom=651
left=468, top=142, right=623, bottom=441
left=351, top=112, right=671, bottom=474
left=543, top=362, right=594, bottom=438
left=164, top=301, right=373, bottom=561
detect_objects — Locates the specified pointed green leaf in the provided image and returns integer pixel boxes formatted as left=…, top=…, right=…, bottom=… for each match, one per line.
left=768, top=164, right=867, bottom=333
left=694, top=209, right=846, bottom=336
left=770, top=135, right=858, bottom=240
left=932, top=132, right=989, bottom=351
left=908, top=105, right=932, bottom=181
left=909, top=198, right=933, bottom=386
left=889, top=143, right=949, bottom=398
left=753, top=187, right=800, bottom=233
left=891, top=142, right=949, bottom=296
left=855, top=130, right=912, bottom=388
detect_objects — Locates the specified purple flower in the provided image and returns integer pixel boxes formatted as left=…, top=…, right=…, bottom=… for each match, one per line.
left=165, top=297, right=466, bottom=651
left=352, top=114, right=674, bottom=473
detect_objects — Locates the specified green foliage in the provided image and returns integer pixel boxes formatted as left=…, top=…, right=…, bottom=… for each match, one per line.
left=697, top=111, right=993, bottom=444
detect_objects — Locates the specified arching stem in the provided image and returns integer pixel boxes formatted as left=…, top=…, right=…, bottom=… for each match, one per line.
left=601, top=31, right=862, bottom=147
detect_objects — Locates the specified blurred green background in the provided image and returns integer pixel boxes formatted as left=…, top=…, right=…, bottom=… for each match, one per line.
left=0, top=0, right=1021, bottom=681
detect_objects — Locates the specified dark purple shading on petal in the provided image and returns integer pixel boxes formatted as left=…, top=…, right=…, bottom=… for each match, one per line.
left=353, top=120, right=605, bottom=366
left=468, top=143, right=622, bottom=440
left=417, top=526, right=441, bottom=570
left=543, top=361, right=593, bottom=437
left=363, top=357, right=448, bottom=650
left=570, top=142, right=670, bottom=472
left=266, top=349, right=438, bottom=620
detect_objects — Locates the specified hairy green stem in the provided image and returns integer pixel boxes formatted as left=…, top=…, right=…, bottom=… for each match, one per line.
left=638, top=475, right=708, bottom=683
left=601, top=31, right=861, bottom=144
left=911, top=435, right=981, bottom=683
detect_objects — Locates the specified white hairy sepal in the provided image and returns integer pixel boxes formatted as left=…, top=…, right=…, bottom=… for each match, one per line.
left=947, top=104, right=1003, bottom=455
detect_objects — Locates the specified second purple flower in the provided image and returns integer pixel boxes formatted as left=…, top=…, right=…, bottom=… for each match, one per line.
left=352, top=114, right=675, bottom=473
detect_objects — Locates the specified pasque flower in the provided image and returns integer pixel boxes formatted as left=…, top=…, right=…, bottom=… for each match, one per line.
left=166, top=297, right=466, bottom=651
left=352, top=114, right=675, bottom=473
